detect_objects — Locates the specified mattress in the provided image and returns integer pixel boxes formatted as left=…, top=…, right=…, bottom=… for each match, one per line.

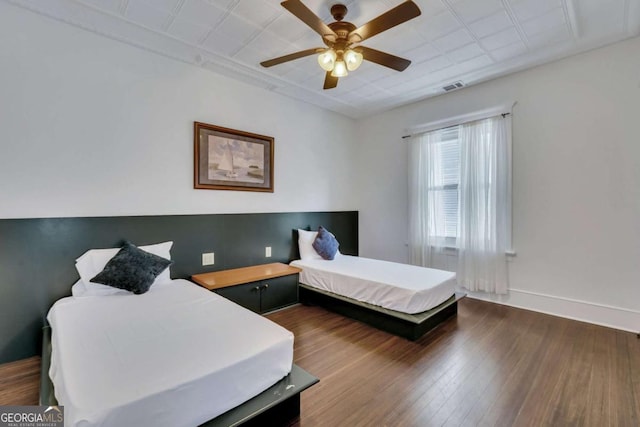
left=291, top=256, right=456, bottom=314
left=47, top=279, right=293, bottom=427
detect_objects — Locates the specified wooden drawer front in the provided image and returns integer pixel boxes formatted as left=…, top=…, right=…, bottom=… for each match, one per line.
left=260, top=275, right=298, bottom=313
left=215, top=282, right=261, bottom=313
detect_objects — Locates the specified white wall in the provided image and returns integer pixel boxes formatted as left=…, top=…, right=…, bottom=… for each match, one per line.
left=0, top=2, right=357, bottom=219
left=356, top=36, right=640, bottom=332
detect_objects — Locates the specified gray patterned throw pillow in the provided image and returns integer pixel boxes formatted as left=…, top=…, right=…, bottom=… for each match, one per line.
left=90, top=241, right=173, bottom=294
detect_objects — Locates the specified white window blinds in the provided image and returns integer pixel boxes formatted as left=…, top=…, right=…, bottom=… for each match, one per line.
left=433, top=127, right=459, bottom=241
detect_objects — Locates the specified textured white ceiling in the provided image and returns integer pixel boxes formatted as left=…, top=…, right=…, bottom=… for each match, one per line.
left=6, top=0, right=640, bottom=118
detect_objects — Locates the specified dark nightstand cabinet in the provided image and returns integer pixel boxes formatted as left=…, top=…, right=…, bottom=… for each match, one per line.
left=214, top=282, right=262, bottom=313
left=191, top=263, right=300, bottom=314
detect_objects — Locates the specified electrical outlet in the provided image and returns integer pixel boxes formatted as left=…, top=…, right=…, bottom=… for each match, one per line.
left=202, top=252, right=215, bottom=266
left=265, top=246, right=272, bottom=257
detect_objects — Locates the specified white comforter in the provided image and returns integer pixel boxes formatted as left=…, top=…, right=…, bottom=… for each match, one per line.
left=47, top=279, right=293, bottom=427
left=292, top=256, right=456, bottom=314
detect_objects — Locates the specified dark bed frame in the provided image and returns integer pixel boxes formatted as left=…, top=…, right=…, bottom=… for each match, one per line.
left=40, top=326, right=318, bottom=427
left=299, top=285, right=465, bottom=341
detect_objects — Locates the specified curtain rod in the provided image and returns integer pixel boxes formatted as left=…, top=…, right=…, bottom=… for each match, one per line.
left=401, top=112, right=511, bottom=139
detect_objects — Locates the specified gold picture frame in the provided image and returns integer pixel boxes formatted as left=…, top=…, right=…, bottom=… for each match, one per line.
left=194, top=122, right=274, bottom=192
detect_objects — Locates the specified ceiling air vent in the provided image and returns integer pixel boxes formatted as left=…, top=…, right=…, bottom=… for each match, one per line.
left=443, top=81, right=465, bottom=92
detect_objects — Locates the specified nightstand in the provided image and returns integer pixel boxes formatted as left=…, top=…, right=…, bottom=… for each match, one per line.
left=191, top=262, right=301, bottom=314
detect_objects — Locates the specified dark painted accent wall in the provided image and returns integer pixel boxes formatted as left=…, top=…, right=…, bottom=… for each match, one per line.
left=0, top=211, right=358, bottom=364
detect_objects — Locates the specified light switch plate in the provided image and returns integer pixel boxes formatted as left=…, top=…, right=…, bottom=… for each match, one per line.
left=265, top=246, right=272, bottom=257
left=202, top=252, right=215, bottom=266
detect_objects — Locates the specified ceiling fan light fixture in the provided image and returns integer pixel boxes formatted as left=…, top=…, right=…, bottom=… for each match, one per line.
left=344, top=49, right=363, bottom=71
left=262, top=1, right=421, bottom=90
left=317, top=49, right=337, bottom=72
left=331, top=59, right=348, bottom=77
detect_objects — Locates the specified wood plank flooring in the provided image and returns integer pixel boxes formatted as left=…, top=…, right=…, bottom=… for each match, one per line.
left=1, top=299, right=638, bottom=426
left=0, top=356, right=40, bottom=405
left=265, top=299, right=640, bottom=427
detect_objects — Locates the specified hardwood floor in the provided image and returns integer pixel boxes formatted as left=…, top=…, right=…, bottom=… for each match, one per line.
left=1, top=299, right=638, bottom=426
left=0, top=356, right=40, bottom=405
left=266, top=299, right=640, bottom=427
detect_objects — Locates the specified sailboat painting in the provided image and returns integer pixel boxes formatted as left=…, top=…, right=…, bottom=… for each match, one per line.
left=195, top=122, right=274, bottom=192
left=207, top=136, right=264, bottom=183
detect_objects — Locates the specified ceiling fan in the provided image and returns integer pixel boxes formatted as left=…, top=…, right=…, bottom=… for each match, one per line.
left=260, top=0, right=421, bottom=90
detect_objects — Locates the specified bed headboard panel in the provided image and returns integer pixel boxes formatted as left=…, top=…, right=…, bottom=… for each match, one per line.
left=0, top=211, right=358, bottom=363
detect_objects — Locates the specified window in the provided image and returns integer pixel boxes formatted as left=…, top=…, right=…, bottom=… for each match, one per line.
left=408, top=112, right=511, bottom=293
left=429, top=126, right=459, bottom=245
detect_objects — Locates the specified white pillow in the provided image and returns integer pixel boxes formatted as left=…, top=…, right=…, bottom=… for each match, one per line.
left=298, top=229, right=323, bottom=261
left=70, top=279, right=87, bottom=297
left=75, top=241, right=173, bottom=296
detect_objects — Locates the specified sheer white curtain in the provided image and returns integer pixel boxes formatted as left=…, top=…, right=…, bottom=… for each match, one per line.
left=457, top=116, right=509, bottom=293
left=408, top=131, right=448, bottom=267
left=408, top=113, right=510, bottom=294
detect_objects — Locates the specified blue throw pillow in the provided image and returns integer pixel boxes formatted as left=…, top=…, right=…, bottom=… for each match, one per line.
left=312, top=226, right=339, bottom=260
left=91, top=242, right=173, bottom=294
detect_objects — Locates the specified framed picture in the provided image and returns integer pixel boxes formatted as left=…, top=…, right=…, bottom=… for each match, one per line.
left=194, top=122, right=274, bottom=192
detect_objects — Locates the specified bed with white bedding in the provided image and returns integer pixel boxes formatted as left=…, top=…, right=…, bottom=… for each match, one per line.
left=46, top=279, right=295, bottom=427
left=292, top=257, right=462, bottom=340
left=291, top=227, right=462, bottom=341
left=291, top=255, right=456, bottom=314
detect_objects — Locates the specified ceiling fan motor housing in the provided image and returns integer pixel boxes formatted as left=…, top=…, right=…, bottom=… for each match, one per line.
left=326, top=22, right=356, bottom=48
left=324, top=4, right=356, bottom=48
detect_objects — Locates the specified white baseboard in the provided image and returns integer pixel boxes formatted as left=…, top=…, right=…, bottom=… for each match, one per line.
left=465, top=288, right=640, bottom=334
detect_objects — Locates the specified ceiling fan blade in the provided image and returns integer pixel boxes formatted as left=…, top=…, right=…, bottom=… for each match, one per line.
left=281, top=0, right=338, bottom=41
left=260, top=48, right=324, bottom=67
left=358, top=46, right=411, bottom=71
left=348, top=1, right=421, bottom=43
left=323, top=72, right=338, bottom=90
